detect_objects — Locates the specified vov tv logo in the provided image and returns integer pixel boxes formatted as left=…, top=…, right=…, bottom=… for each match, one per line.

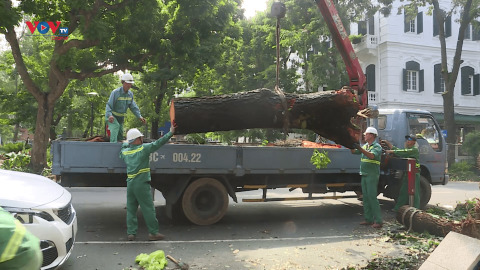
left=26, top=21, right=69, bottom=40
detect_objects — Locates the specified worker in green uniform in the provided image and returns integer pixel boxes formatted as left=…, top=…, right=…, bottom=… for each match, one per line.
left=350, top=127, right=383, bottom=229
left=105, top=73, right=146, bottom=143
left=0, top=207, right=42, bottom=270
left=383, top=134, right=421, bottom=211
left=119, top=121, right=176, bottom=241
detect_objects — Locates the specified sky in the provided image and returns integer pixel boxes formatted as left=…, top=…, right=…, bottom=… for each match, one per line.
left=241, top=0, right=268, bottom=18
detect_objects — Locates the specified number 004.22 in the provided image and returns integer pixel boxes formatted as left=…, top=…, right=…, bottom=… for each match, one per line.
left=172, top=153, right=201, bottom=162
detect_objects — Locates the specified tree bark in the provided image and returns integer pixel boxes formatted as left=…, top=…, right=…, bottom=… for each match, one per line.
left=397, top=205, right=480, bottom=239
left=170, top=87, right=362, bottom=148
left=30, top=93, right=54, bottom=172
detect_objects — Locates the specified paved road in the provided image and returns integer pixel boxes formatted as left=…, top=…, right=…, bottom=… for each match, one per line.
left=61, top=182, right=479, bottom=270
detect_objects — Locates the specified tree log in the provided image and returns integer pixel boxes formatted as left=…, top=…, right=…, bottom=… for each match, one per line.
left=396, top=205, right=480, bottom=239
left=170, top=87, right=362, bottom=148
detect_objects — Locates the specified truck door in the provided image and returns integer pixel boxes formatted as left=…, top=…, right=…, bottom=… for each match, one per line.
left=407, top=113, right=446, bottom=184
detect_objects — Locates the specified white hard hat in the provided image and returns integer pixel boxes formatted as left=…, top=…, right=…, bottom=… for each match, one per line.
left=126, top=128, right=143, bottom=142
left=364, top=127, right=378, bottom=135
left=121, top=73, right=134, bottom=84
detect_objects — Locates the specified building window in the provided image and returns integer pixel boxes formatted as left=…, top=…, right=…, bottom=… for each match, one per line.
left=409, top=18, right=416, bottom=33
left=440, top=75, right=445, bottom=92
left=467, top=75, right=473, bottom=95
left=433, top=8, right=451, bottom=37
left=403, top=61, right=424, bottom=92
left=465, top=24, right=471, bottom=40
left=404, top=8, right=423, bottom=34
left=407, top=70, right=418, bottom=91
left=461, top=66, right=477, bottom=96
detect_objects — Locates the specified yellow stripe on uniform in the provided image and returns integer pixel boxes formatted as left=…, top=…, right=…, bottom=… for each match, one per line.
left=243, top=185, right=267, bottom=189
left=0, top=220, right=26, bottom=263
left=361, top=158, right=380, bottom=165
left=123, top=146, right=144, bottom=155
left=112, top=111, right=127, bottom=116
left=116, top=97, right=132, bottom=101
left=127, top=168, right=150, bottom=178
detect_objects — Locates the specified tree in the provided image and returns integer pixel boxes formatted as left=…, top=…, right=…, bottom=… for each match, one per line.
left=399, top=0, right=480, bottom=167
left=0, top=0, right=157, bottom=172
left=136, top=0, right=240, bottom=139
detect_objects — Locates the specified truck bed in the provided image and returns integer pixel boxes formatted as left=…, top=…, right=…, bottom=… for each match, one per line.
left=51, top=141, right=361, bottom=176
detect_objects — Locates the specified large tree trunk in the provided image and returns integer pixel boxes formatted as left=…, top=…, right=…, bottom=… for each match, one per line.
left=397, top=205, right=480, bottom=239
left=30, top=93, right=54, bottom=173
left=13, top=123, right=19, bottom=142
left=443, top=87, right=456, bottom=168
left=170, top=87, right=362, bottom=148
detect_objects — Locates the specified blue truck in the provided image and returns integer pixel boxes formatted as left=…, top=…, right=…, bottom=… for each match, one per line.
left=52, top=108, right=449, bottom=225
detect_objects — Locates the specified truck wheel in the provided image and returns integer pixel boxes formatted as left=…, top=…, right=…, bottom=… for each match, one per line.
left=392, top=175, right=431, bottom=209
left=182, top=178, right=229, bottom=225
left=419, top=175, right=431, bottom=209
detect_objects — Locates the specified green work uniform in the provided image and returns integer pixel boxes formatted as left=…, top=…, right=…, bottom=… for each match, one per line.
left=105, top=86, right=142, bottom=143
left=119, top=132, right=173, bottom=236
left=352, top=142, right=383, bottom=224
left=0, top=207, right=43, bottom=270
left=391, top=145, right=421, bottom=211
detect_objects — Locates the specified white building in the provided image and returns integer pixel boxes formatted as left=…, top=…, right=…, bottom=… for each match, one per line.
left=351, top=0, right=480, bottom=142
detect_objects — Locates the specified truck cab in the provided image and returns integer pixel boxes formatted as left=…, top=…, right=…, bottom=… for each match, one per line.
left=372, top=109, right=449, bottom=206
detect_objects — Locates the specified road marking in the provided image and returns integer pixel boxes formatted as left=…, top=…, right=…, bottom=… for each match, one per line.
left=76, top=234, right=379, bottom=245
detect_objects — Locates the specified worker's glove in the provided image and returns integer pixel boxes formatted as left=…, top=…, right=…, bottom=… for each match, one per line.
left=170, top=120, right=177, bottom=133
left=351, top=143, right=360, bottom=150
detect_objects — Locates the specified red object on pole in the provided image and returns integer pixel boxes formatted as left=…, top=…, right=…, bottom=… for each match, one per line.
left=407, top=158, right=416, bottom=206
left=314, top=0, right=368, bottom=110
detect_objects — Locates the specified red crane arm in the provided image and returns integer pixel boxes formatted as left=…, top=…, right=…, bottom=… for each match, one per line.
left=314, top=0, right=368, bottom=109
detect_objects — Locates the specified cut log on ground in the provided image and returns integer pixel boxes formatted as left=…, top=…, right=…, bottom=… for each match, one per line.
left=170, top=87, right=362, bottom=148
left=396, top=205, right=480, bottom=239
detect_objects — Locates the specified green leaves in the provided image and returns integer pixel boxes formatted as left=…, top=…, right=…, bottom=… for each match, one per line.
left=310, top=148, right=331, bottom=169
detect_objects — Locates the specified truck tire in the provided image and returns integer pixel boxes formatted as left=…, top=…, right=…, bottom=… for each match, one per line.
left=419, top=175, right=432, bottom=209
left=392, top=175, right=431, bottom=210
left=182, top=178, right=229, bottom=225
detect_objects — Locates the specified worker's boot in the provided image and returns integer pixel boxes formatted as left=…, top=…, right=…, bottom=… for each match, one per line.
left=127, top=235, right=135, bottom=241
left=148, top=233, right=165, bottom=241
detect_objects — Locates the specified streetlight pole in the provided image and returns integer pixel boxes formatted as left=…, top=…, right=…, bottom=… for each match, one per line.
left=87, top=92, right=99, bottom=137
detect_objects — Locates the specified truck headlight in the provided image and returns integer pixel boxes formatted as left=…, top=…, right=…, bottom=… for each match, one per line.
left=3, top=207, right=55, bottom=223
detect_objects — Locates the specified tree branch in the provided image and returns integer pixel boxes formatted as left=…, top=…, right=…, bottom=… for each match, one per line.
left=449, top=0, right=473, bottom=86
left=56, top=39, right=100, bottom=55
left=3, top=26, right=43, bottom=100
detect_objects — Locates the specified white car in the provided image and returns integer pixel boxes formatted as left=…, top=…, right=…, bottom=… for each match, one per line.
left=0, top=169, right=77, bottom=270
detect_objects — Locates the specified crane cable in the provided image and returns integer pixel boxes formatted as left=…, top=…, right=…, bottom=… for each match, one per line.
left=273, top=3, right=289, bottom=139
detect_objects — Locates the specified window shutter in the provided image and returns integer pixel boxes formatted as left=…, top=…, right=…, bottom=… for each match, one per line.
left=473, top=27, right=480, bottom=41
left=419, top=70, right=424, bottom=92
left=433, top=9, right=439, bottom=36
left=403, top=69, right=408, bottom=91
left=474, top=74, right=480, bottom=96
left=434, top=64, right=441, bottom=93
left=358, top=21, right=367, bottom=35
left=404, top=9, right=409, bottom=33
left=368, top=16, right=375, bottom=35
left=417, top=12, right=423, bottom=34
left=461, top=67, right=469, bottom=95
left=465, top=24, right=471, bottom=39
left=366, top=65, right=376, bottom=92
left=446, top=15, right=452, bottom=37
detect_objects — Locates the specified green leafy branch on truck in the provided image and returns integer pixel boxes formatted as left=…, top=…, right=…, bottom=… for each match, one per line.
left=310, top=148, right=331, bottom=169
